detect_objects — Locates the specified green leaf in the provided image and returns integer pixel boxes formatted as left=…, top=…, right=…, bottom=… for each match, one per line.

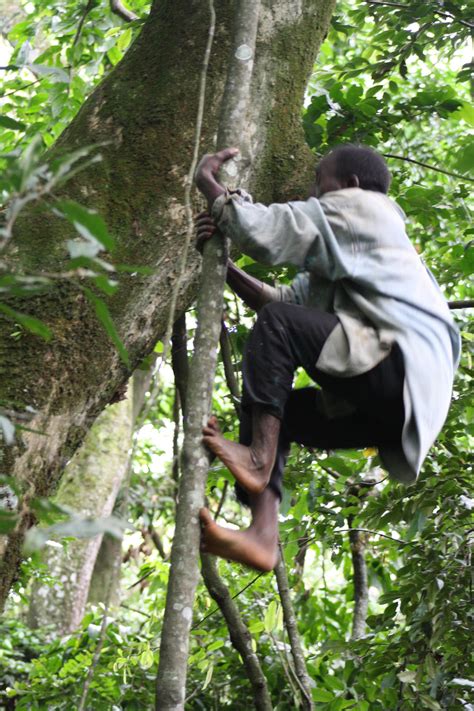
left=207, top=640, right=225, bottom=652
left=117, top=27, right=133, bottom=53
left=139, top=649, right=154, bottom=670
left=202, top=662, right=214, bottom=691
left=397, top=671, right=416, bottom=683
left=0, top=116, right=26, bottom=131
left=83, top=288, right=130, bottom=367
left=27, top=63, right=69, bottom=83
left=418, top=696, right=441, bottom=710
left=313, top=688, right=334, bottom=702
left=107, top=46, right=122, bottom=66
left=56, top=200, right=115, bottom=251
left=0, top=304, right=52, bottom=341
left=451, top=101, right=474, bottom=127
left=454, top=143, right=474, bottom=176
left=264, top=600, right=278, bottom=634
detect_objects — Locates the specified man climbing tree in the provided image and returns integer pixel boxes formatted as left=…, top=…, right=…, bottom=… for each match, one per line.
left=194, top=144, right=461, bottom=572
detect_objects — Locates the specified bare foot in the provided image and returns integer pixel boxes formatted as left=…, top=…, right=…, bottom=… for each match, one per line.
left=199, top=508, right=279, bottom=573
left=202, top=416, right=273, bottom=495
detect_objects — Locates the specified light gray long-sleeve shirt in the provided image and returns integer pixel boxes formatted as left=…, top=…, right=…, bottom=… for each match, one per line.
left=212, top=187, right=461, bottom=484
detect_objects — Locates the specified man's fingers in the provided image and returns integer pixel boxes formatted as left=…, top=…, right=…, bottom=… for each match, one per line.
left=214, top=147, right=239, bottom=164
left=196, top=218, right=216, bottom=230
left=196, top=231, right=215, bottom=242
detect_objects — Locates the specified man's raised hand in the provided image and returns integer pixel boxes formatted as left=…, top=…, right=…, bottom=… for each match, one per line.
left=194, top=147, right=239, bottom=197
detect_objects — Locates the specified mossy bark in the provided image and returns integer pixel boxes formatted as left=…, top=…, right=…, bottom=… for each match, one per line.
left=0, top=0, right=336, bottom=609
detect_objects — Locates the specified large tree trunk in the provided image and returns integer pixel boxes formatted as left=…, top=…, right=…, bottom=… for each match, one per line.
left=0, top=0, right=335, bottom=609
left=27, top=392, right=133, bottom=633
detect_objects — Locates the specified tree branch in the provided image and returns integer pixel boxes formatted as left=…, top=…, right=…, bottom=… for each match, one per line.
left=383, top=153, right=474, bottom=183
left=0, top=79, right=40, bottom=97
left=110, top=0, right=138, bottom=22
left=334, top=528, right=410, bottom=545
left=200, top=554, right=272, bottom=710
left=147, top=524, right=168, bottom=560
left=365, top=0, right=474, bottom=29
left=274, top=551, right=314, bottom=710
left=171, top=313, right=189, bottom=416
left=214, top=480, right=228, bottom=520
left=219, top=320, right=241, bottom=415
left=191, top=573, right=264, bottom=629
left=448, top=300, right=474, bottom=310
left=348, top=518, right=369, bottom=640
left=172, top=386, right=181, bottom=488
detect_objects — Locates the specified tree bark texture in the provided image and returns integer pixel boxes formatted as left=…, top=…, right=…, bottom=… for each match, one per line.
left=26, top=392, right=133, bottom=632
left=349, top=527, right=369, bottom=640
left=274, top=555, right=314, bottom=710
left=87, top=532, right=122, bottom=607
left=201, top=554, right=272, bottom=710
left=0, top=0, right=336, bottom=609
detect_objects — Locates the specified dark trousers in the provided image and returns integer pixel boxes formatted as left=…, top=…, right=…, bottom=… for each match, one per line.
left=236, top=302, right=405, bottom=504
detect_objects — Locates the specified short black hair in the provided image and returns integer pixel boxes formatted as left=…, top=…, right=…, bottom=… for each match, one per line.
left=320, top=144, right=391, bottom=194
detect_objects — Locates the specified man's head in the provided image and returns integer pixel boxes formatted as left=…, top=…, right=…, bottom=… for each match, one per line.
left=313, top=144, right=391, bottom=197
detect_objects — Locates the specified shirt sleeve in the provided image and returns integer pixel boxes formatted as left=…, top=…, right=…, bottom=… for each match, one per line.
left=212, top=189, right=332, bottom=270
left=260, top=282, right=299, bottom=305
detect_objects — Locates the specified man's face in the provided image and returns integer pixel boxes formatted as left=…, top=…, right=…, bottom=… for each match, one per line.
left=310, top=157, right=357, bottom=198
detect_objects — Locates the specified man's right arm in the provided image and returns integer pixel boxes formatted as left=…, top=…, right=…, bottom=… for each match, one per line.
left=226, top=259, right=268, bottom=312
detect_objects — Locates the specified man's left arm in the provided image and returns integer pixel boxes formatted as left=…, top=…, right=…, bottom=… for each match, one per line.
left=195, top=149, right=332, bottom=273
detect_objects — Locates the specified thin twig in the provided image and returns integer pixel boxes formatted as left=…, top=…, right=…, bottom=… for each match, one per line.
left=214, top=481, right=228, bottom=520
left=335, top=527, right=410, bottom=544
left=120, top=603, right=151, bottom=618
left=72, top=0, right=96, bottom=49
left=191, top=573, right=264, bottom=629
left=268, top=626, right=301, bottom=703
left=1, top=79, right=41, bottom=97
left=110, top=0, right=138, bottom=22
left=147, top=525, right=168, bottom=560
left=383, top=153, right=474, bottom=183
left=274, top=551, right=314, bottom=710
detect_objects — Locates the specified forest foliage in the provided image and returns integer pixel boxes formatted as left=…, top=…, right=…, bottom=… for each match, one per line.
left=0, top=0, right=473, bottom=709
